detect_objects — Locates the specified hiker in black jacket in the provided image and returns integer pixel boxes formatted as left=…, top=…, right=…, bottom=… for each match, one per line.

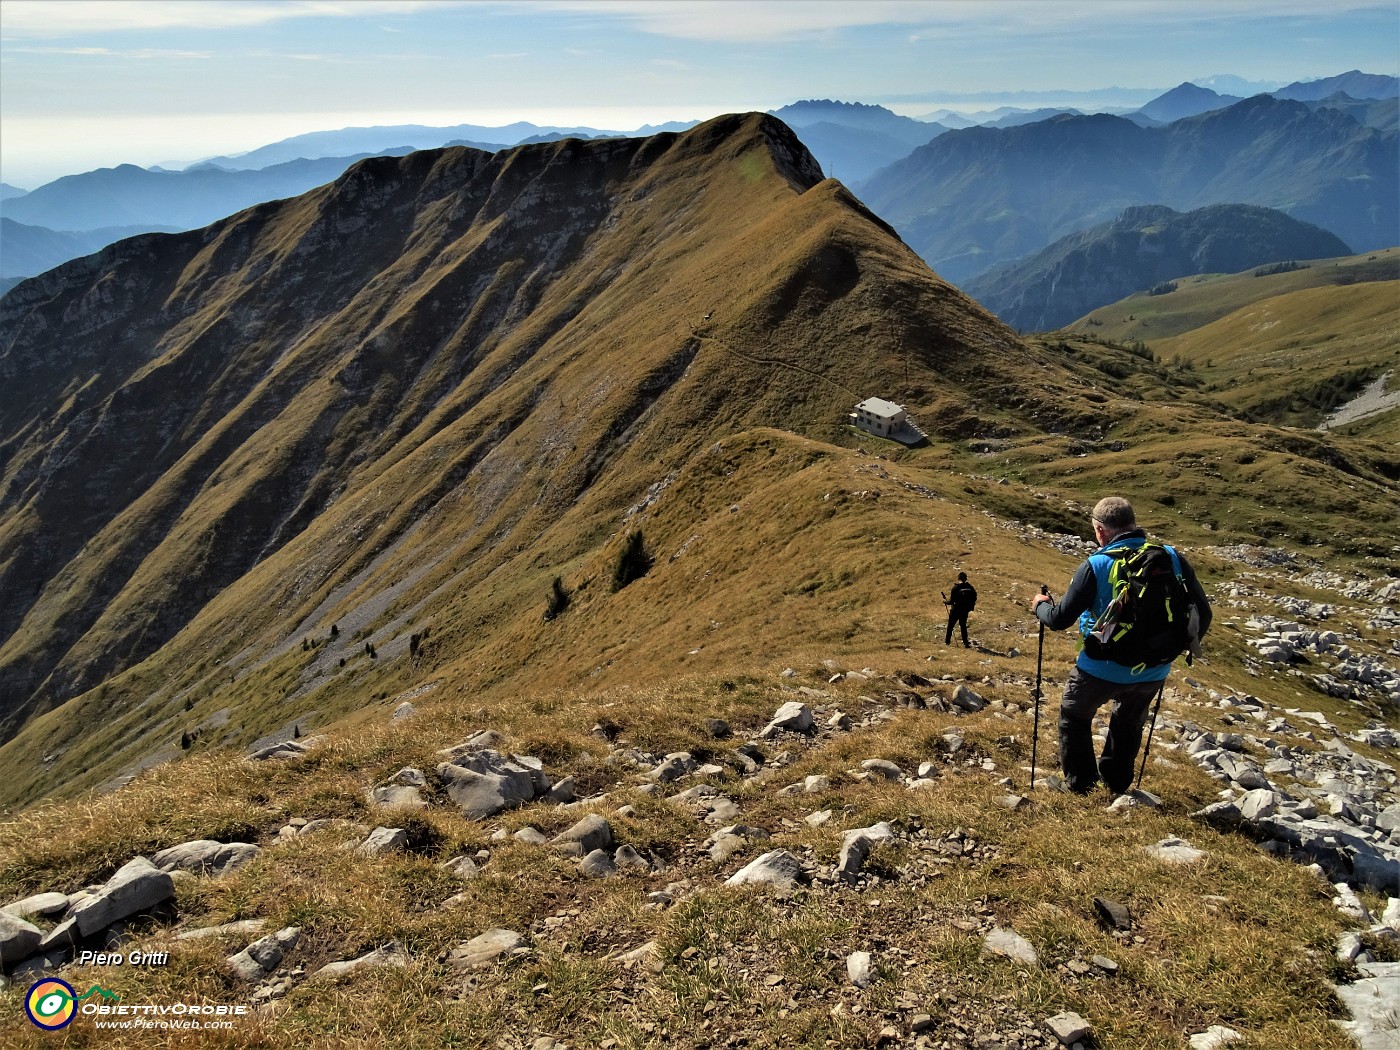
left=944, top=572, right=977, bottom=648
left=1032, top=496, right=1211, bottom=795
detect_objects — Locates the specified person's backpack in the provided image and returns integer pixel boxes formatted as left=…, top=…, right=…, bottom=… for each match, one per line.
left=1083, top=543, right=1196, bottom=668
left=964, top=586, right=977, bottom=612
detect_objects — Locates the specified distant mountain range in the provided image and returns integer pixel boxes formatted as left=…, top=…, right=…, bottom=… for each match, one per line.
left=768, top=100, right=947, bottom=182
left=0, top=218, right=183, bottom=282
left=962, top=203, right=1352, bottom=332
left=857, top=95, right=1398, bottom=285
left=2, top=71, right=1395, bottom=291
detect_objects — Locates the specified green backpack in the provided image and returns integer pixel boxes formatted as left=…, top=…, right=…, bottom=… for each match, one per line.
left=1083, top=543, right=1196, bottom=669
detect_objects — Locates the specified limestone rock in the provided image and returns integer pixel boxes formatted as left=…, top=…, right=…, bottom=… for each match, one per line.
left=1045, top=1011, right=1091, bottom=1044
left=152, top=840, right=261, bottom=876
left=358, top=827, right=408, bottom=856
left=71, top=857, right=176, bottom=937
left=2, top=893, right=69, bottom=920
left=0, top=912, right=43, bottom=966
left=444, top=929, right=526, bottom=970
left=836, top=822, right=894, bottom=883
left=761, top=702, right=813, bottom=738
left=551, top=814, right=613, bottom=857
left=314, top=943, right=409, bottom=981
left=983, top=927, right=1039, bottom=966
left=726, top=850, right=805, bottom=890
left=846, top=950, right=874, bottom=988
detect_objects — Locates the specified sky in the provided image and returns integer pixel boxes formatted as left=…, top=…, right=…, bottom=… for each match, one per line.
left=1, top=0, right=1397, bottom=188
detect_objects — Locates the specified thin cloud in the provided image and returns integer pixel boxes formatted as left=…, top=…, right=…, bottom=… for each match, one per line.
left=525, top=0, right=1393, bottom=44
left=9, top=46, right=213, bottom=59
left=0, top=0, right=458, bottom=37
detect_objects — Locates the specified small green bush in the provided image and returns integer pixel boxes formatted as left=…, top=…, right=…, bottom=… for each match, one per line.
left=611, top=531, right=653, bottom=592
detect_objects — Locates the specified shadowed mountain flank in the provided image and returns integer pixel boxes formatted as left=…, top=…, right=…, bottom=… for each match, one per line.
left=963, top=204, right=1352, bottom=332
left=0, top=113, right=1047, bottom=778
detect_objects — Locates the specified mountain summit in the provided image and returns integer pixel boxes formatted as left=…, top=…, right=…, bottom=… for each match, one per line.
left=0, top=113, right=1049, bottom=803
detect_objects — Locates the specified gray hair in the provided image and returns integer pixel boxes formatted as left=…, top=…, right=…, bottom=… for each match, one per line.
left=1092, top=496, right=1136, bottom=530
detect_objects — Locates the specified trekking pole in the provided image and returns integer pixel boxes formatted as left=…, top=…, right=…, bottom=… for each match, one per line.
left=1030, top=585, right=1048, bottom=791
left=1134, top=678, right=1168, bottom=790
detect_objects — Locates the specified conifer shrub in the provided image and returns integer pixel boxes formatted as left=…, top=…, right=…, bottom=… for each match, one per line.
left=610, top=531, right=653, bottom=592
left=543, top=577, right=572, bottom=621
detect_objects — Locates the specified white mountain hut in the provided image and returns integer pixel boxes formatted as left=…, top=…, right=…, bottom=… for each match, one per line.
left=850, top=397, right=927, bottom=445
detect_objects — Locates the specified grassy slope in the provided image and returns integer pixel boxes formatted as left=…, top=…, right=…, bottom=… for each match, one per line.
left=1068, top=248, right=1399, bottom=343
left=1066, top=249, right=1400, bottom=437
left=1, top=428, right=1393, bottom=1048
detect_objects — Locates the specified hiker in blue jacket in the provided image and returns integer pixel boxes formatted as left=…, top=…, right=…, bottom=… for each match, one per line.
left=1032, top=496, right=1211, bottom=795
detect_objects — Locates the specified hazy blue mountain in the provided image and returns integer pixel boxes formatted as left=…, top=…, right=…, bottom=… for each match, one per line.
left=1307, top=93, right=1399, bottom=132
left=1275, top=70, right=1399, bottom=102
left=1, top=218, right=184, bottom=280
left=962, top=203, right=1352, bottom=332
left=0, top=184, right=29, bottom=201
left=1138, top=83, right=1244, bottom=123
left=914, top=109, right=980, bottom=128
left=0, top=149, right=420, bottom=231
left=1196, top=74, right=1284, bottom=95
left=769, top=100, right=947, bottom=183
left=194, top=122, right=605, bottom=170
left=983, top=108, right=1081, bottom=128
left=771, top=100, right=943, bottom=146
left=856, top=95, right=1397, bottom=284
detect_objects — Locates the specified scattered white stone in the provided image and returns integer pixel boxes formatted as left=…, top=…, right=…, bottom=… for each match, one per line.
left=1146, top=837, right=1206, bottom=866
left=762, top=702, right=813, bottom=738
left=1333, top=961, right=1400, bottom=1048
left=846, top=950, right=874, bottom=988
left=726, top=850, right=805, bottom=890
left=358, top=827, right=407, bottom=856
left=1, top=893, right=69, bottom=920
left=445, top=929, right=526, bottom=970
left=1188, top=1025, right=1245, bottom=1050
left=1045, top=1011, right=1091, bottom=1045
left=313, top=942, right=409, bottom=981
left=983, top=927, right=1039, bottom=966
left=0, top=913, right=43, bottom=966
left=551, top=814, right=613, bottom=857
left=71, top=857, right=176, bottom=937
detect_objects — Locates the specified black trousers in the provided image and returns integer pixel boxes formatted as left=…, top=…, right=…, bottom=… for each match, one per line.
left=1058, top=666, right=1164, bottom=794
left=945, top=608, right=970, bottom=646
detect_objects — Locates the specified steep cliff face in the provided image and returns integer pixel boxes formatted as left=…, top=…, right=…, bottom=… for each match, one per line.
left=0, top=113, right=1043, bottom=774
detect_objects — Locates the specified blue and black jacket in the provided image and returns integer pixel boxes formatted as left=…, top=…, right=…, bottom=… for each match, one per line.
left=1034, top=529, right=1212, bottom=684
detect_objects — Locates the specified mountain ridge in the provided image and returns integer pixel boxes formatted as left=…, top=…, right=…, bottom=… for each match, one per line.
left=0, top=112, right=1040, bottom=794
